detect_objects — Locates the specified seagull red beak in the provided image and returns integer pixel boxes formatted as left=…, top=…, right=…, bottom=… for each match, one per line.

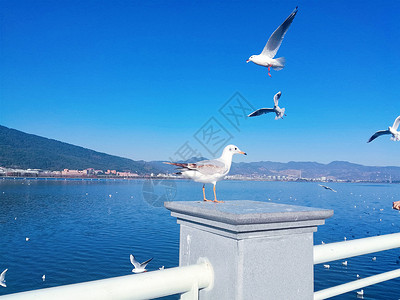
left=239, top=151, right=247, bottom=155
left=246, top=59, right=250, bottom=63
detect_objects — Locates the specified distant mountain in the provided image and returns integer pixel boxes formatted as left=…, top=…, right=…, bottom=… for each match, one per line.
left=2, top=125, right=400, bottom=181
left=229, top=160, right=400, bottom=181
left=0, top=125, right=158, bottom=174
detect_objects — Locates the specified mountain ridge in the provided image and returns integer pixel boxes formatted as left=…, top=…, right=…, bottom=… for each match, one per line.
left=1, top=125, right=400, bottom=181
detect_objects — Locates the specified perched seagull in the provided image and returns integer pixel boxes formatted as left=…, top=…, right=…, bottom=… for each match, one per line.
left=0, top=269, right=7, bottom=287
left=42, top=275, right=46, bottom=282
left=357, top=289, right=364, bottom=296
left=319, top=184, right=337, bottom=193
left=248, top=91, right=286, bottom=120
left=247, top=6, right=298, bottom=77
left=372, top=257, right=377, bottom=261
left=130, top=254, right=153, bottom=273
left=367, top=116, right=400, bottom=143
left=323, top=264, right=330, bottom=269
left=164, top=145, right=247, bottom=203
left=342, top=261, right=348, bottom=266
left=159, top=266, right=165, bottom=270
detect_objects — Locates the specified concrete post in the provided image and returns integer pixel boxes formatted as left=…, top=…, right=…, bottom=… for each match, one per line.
left=165, top=200, right=333, bottom=300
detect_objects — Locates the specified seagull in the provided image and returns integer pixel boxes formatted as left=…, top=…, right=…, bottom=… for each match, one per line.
left=342, top=261, right=348, bottom=266
left=130, top=254, right=153, bottom=273
left=248, top=91, right=286, bottom=120
left=159, top=266, right=165, bottom=270
left=357, top=289, right=364, bottom=296
left=0, top=269, right=7, bottom=287
left=25, top=237, right=30, bottom=241
left=319, top=184, right=337, bottom=193
left=323, top=264, right=330, bottom=269
left=164, top=145, right=247, bottom=203
left=372, top=257, right=376, bottom=261
left=42, top=275, right=46, bottom=281
left=368, top=116, right=400, bottom=143
left=247, top=6, right=298, bottom=77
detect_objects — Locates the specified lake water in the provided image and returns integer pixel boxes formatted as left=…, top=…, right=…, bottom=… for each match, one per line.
left=0, top=178, right=399, bottom=299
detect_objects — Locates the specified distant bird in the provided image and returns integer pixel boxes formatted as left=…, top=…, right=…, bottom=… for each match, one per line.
left=42, top=275, right=46, bottom=282
left=159, top=266, right=165, bottom=270
left=319, top=184, right=337, bottom=193
left=130, top=254, right=153, bottom=273
left=357, top=289, right=364, bottom=296
left=372, top=257, right=376, bottom=261
left=246, top=6, right=298, bottom=77
left=342, top=261, right=348, bottom=266
left=248, top=91, right=286, bottom=120
left=356, top=274, right=360, bottom=278
left=25, top=237, right=30, bottom=242
left=367, top=116, right=400, bottom=143
left=0, top=269, right=7, bottom=287
left=344, top=237, right=347, bottom=241
left=164, top=145, right=247, bottom=202
left=323, top=264, right=330, bottom=269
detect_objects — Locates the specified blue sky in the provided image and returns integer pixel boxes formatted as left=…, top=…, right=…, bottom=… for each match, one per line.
left=1, top=1, right=400, bottom=166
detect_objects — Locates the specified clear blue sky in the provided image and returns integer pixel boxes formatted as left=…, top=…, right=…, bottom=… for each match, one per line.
left=1, top=1, right=399, bottom=166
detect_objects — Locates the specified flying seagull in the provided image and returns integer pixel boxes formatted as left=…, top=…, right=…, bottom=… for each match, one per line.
left=247, top=6, right=298, bottom=77
left=164, top=145, right=246, bottom=203
left=0, top=269, right=7, bottom=288
left=248, top=91, right=286, bottom=119
left=368, top=116, right=400, bottom=143
left=319, top=184, right=337, bottom=193
left=130, top=254, right=153, bottom=273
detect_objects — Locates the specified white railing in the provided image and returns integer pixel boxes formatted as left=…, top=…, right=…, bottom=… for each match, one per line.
left=313, top=232, right=400, bottom=300
left=0, top=260, right=213, bottom=300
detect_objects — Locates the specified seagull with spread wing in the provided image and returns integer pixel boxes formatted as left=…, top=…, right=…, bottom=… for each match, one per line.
left=246, top=6, right=298, bottom=77
left=248, top=91, right=286, bottom=119
left=130, top=254, right=153, bottom=273
left=319, top=184, right=337, bottom=193
left=164, top=145, right=247, bottom=203
left=367, top=116, right=400, bottom=143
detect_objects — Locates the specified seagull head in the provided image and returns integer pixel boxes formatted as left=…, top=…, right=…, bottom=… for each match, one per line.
left=246, top=55, right=255, bottom=63
left=224, top=145, right=247, bottom=156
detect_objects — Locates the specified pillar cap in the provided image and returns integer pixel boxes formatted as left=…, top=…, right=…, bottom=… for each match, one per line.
left=165, top=200, right=333, bottom=226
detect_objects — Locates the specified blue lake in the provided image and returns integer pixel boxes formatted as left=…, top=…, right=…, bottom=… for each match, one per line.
left=0, top=178, right=400, bottom=299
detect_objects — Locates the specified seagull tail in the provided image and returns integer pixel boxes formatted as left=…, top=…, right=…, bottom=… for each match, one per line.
left=275, top=107, right=285, bottom=120
left=163, top=162, right=196, bottom=170
left=272, top=57, right=286, bottom=71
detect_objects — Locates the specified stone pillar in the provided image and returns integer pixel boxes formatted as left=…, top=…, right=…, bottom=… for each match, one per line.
left=165, top=200, right=333, bottom=300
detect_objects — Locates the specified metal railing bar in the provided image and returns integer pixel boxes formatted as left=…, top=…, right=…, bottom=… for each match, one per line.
left=0, top=262, right=213, bottom=300
left=314, top=232, right=400, bottom=264
left=314, top=268, right=400, bottom=300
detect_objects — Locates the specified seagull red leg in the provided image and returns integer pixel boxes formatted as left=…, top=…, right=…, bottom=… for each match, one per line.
left=213, top=184, right=224, bottom=203
left=268, top=65, right=272, bottom=77
left=202, top=184, right=212, bottom=202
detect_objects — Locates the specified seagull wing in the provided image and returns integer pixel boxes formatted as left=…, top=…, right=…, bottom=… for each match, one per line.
left=0, top=269, right=7, bottom=286
left=130, top=255, right=141, bottom=268
left=196, top=159, right=227, bottom=175
left=261, top=6, right=298, bottom=58
left=367, top=130, right=390, bottom=143
left=273, top=91, right=282, bottom=106
left=248, top=108, right=274, bottom=117
left=392, top=115, right=400, bottom=131
left=140, top=257, right=153, bottom=269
